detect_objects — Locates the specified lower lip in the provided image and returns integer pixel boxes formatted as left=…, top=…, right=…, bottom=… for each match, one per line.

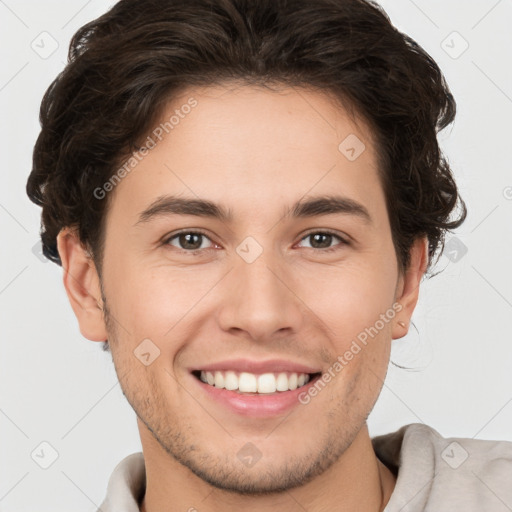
left=192, top=374, right=321, bottom=417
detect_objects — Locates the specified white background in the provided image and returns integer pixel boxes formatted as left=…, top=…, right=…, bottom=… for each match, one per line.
left=1, top=0, right=511, bottom=510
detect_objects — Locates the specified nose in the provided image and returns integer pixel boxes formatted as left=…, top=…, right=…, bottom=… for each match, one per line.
left=217, top=247, right=305, bottom=342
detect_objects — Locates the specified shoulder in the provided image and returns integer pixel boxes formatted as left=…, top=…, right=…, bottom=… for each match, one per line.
left=97, top=452, right=146, bottom=512
left=372, top=423, right=512, bottom=511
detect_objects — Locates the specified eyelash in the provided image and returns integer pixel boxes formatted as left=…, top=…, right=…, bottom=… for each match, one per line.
left=162, top=229, right=349, bottom=254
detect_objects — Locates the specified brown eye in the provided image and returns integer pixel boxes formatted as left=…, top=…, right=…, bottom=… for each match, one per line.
left=164, top=231, right=213, bottom=251
left=298, top=231, right=347, bottom=251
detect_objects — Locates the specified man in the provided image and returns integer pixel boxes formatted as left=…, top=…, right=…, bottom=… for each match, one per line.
left=26, top=0, right=511, bottom=510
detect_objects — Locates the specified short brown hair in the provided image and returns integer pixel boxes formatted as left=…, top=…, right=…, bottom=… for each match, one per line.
left=27, top=0, right=466, bottom=279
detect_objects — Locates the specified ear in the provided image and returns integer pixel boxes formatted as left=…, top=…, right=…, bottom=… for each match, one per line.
left=392, top=237, right=428, bottom=340
left=56, top=228, right=108, bottom=342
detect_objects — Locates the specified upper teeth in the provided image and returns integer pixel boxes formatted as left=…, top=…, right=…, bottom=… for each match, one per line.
left=199, top=371, right=311, bottom=393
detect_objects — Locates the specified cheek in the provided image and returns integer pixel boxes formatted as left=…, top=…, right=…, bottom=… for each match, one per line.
left=303, top=258, right=397, bottom=334
left=127, top=280, right=187, bottom=337
left=299, top=257, right=396, bottom=389
left=113, top=266, right=220, bottom=346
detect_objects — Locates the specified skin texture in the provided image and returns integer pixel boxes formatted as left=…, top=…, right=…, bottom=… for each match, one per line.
left=57, top=83, right=427, bottom=512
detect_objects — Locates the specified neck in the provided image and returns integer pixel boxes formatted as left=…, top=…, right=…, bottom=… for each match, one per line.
left=138, top=421, right=396, bottom=512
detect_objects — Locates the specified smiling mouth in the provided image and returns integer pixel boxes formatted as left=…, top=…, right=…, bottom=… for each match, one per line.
left=192, top=370, right=322, bottom=394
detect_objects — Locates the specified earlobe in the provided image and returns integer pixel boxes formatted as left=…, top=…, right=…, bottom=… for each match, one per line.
left=56, top=228, right=108, bottom=342
left=392, top=237, right=428, bottom=340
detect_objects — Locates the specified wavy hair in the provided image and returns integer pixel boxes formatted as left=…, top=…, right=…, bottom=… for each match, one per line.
left=27, top=0, right=466, bottom=280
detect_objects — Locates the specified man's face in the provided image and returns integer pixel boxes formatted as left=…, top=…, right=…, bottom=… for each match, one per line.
left=98, top=84, right=406, bottom=492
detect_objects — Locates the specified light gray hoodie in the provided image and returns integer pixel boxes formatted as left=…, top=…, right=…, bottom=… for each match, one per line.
left=97, top=423, right=512, bottom=511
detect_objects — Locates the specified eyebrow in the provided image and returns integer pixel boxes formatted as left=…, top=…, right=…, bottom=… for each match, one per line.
left=134, top=194, right=372, bottom=226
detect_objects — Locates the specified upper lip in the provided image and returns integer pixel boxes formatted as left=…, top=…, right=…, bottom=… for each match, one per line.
left=190, top=358, right=321, bottom=375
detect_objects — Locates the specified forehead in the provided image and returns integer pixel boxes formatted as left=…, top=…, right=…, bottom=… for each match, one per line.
left=162, top=82, right=376, bottom=161
left=106, top=83, right=387, bottom=229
